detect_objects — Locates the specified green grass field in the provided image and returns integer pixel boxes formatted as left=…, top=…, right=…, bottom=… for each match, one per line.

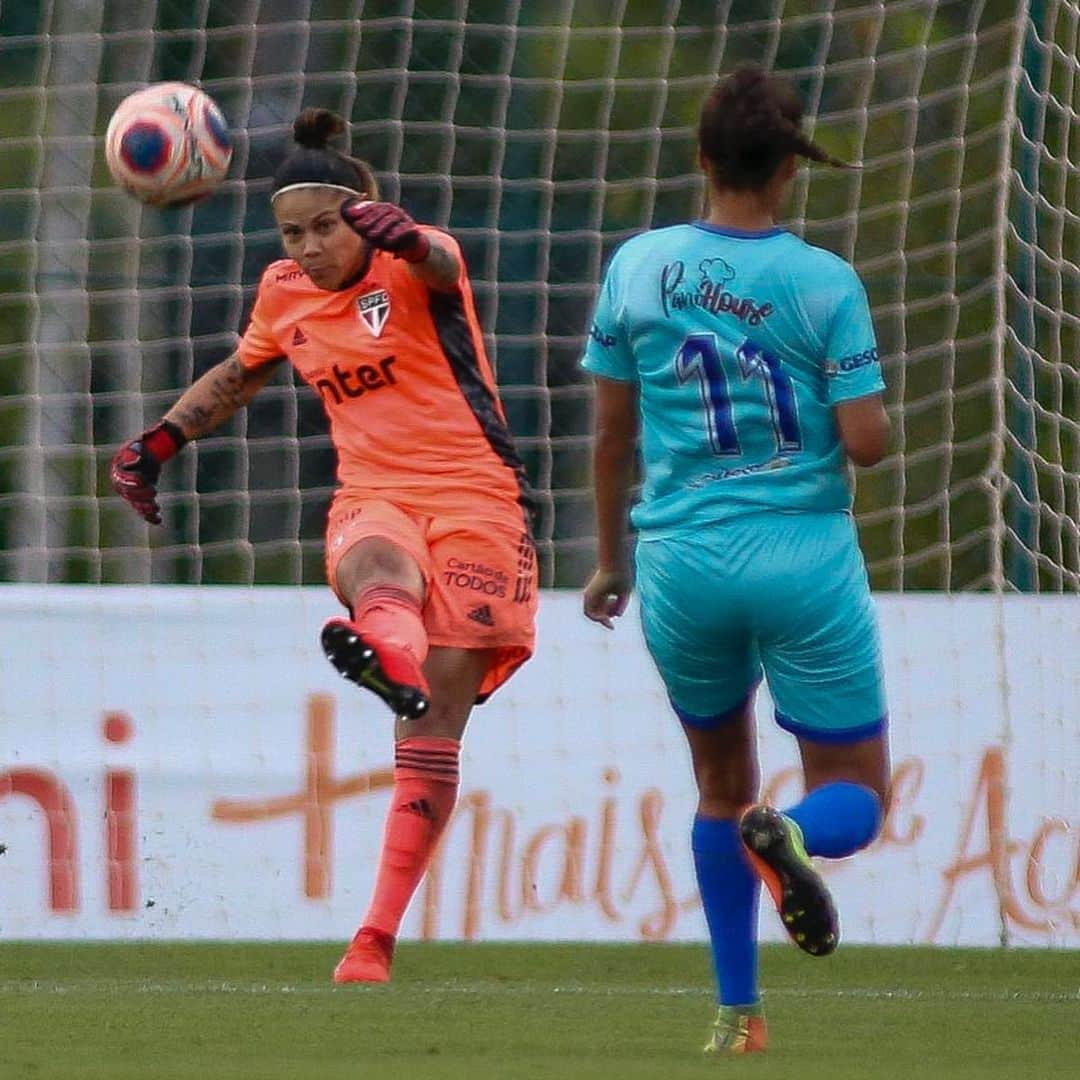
left=1, top=942, right=1076, bottom=1079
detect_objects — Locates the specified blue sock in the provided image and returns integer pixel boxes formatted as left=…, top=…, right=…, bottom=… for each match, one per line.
left=783, top=781, right=883, bottom=858
left=692, top=816, right=760, bottom=1007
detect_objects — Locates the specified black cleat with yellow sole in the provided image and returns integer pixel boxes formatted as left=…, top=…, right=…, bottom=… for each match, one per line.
left=321, top=619, right=430, bottom=721
left=739, top=803, right=839, bottom=957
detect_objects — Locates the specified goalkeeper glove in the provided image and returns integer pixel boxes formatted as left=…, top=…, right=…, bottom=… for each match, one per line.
left=340, top=199, right=431, bottom=263
left=110, top=420, right=186, bottom=525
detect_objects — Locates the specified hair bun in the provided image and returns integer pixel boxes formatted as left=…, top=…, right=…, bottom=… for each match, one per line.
left=292, top=108, right=346, bottom=150
left=732, top=66, right=768, bottom=94
left=730, top=67, right=782, bottom=135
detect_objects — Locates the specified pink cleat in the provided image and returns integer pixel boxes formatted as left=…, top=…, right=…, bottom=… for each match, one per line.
left=333, top=926, right=395, bottom=984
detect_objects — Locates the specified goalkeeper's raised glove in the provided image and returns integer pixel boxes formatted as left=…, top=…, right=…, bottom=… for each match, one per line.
left=110, top=420, right=186, bottom=525
left=340, top=199, right=431, bottom=263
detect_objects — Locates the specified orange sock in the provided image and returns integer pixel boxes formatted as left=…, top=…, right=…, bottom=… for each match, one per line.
left=362, top=736, right=460, bottom=937
left=352, top=584, right=429, bottom=664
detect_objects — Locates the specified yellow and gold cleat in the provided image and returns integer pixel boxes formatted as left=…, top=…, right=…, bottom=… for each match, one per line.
left=703, top=1003, right=768, bottom=1056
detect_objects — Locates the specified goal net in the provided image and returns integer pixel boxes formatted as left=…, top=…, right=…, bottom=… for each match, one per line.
left=1, top=0, right=1076, bottom=592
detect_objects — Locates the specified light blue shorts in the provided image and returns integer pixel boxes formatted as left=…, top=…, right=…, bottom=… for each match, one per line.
left=635, top=511, right=887, bottom=744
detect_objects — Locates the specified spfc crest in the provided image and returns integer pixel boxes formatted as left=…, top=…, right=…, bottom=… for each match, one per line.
left=357, top=289, right=390, bottom=337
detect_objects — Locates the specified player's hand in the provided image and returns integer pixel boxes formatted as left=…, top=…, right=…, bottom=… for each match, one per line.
left=340, top=199, right=431, bottom=263
left=110, top=420, right=185, bottom=525
left=583, top=567, right=632, bottom=630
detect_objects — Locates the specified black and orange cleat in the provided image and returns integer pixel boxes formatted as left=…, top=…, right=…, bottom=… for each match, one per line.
left=333, top=926, right=395, bottom=984
left=739, top=803, right=839, bottom=957
left=321, top=618, right=430, bottom=721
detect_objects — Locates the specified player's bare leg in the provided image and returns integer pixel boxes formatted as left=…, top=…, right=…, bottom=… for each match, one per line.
left=322, top=536, right=431, bottom=719
left=797, top=731, right=890, bottom=806
left=333, top=646, right=492, bottom=984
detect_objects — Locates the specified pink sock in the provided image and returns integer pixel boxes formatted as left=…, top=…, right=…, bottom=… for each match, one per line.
left=352, top=584, right=429, bottom=664
left=362, top=736, right=460, bottom=936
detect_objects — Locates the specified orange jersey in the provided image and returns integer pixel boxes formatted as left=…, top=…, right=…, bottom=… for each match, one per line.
left=236, top=227, right=533, bottom=526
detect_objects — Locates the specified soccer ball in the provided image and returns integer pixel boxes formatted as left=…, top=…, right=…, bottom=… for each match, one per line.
left=105, top=83, right=232, bottom=207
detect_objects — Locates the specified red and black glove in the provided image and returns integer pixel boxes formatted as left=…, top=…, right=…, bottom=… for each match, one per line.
left=340, top=199, right=431, bottom=263
left=109, top=420, right=186, bottom=525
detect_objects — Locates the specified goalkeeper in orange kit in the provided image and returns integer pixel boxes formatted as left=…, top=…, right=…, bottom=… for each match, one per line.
left=111, top=108, right=538, bottom=984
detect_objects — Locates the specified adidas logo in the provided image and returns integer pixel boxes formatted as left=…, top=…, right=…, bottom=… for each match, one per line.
left=292, top=326, right=307, bottom=346
left=467, top=603, right=495, bottom=627
left=400, top=798, right=435, bottom=820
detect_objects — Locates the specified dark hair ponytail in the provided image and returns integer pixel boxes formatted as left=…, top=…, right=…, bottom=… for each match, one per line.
left=698, top=65, right=851, bottom=191
left=292, top=107, right=347, bottom=150
left=272, top=108, right=379, bottom=199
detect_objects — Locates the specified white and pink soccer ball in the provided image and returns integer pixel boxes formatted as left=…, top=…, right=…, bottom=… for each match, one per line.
left=105, top=82, right=232, bottom=207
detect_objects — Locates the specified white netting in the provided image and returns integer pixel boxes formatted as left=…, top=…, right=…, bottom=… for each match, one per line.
left=1000, top=3, right=1080, bottom=590
left=1, top=0, right=1076, bottom=590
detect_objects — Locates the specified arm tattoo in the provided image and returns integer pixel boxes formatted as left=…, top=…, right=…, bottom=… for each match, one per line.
left=174, top=403, right=214, bottom=432
left=410, top=239, right=461, bottom=292
left=168, top=355, right=278, bottom=440
left=207, top=356, right=248, bottom=412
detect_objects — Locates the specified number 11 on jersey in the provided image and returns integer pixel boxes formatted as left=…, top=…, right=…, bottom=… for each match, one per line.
left=674, top=333, right=802, bottom=456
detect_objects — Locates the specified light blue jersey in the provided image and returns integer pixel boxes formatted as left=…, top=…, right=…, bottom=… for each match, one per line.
left=582, top=223, right=884, bottom=534
left=583, top=221, right=888, bottom=739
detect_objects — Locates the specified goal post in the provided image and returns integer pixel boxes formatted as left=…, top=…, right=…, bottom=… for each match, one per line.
left=0, top=0, right=1076, bottom=592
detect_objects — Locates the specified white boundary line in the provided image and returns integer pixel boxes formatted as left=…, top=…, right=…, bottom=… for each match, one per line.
left=1, top=981, right=1076, bottom=1002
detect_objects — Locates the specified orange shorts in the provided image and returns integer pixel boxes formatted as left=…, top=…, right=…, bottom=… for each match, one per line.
left=325, top=494, right=538, bottom=701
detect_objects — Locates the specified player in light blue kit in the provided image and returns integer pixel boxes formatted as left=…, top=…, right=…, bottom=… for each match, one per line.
left=582, top=66, right=892, bottom=1056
